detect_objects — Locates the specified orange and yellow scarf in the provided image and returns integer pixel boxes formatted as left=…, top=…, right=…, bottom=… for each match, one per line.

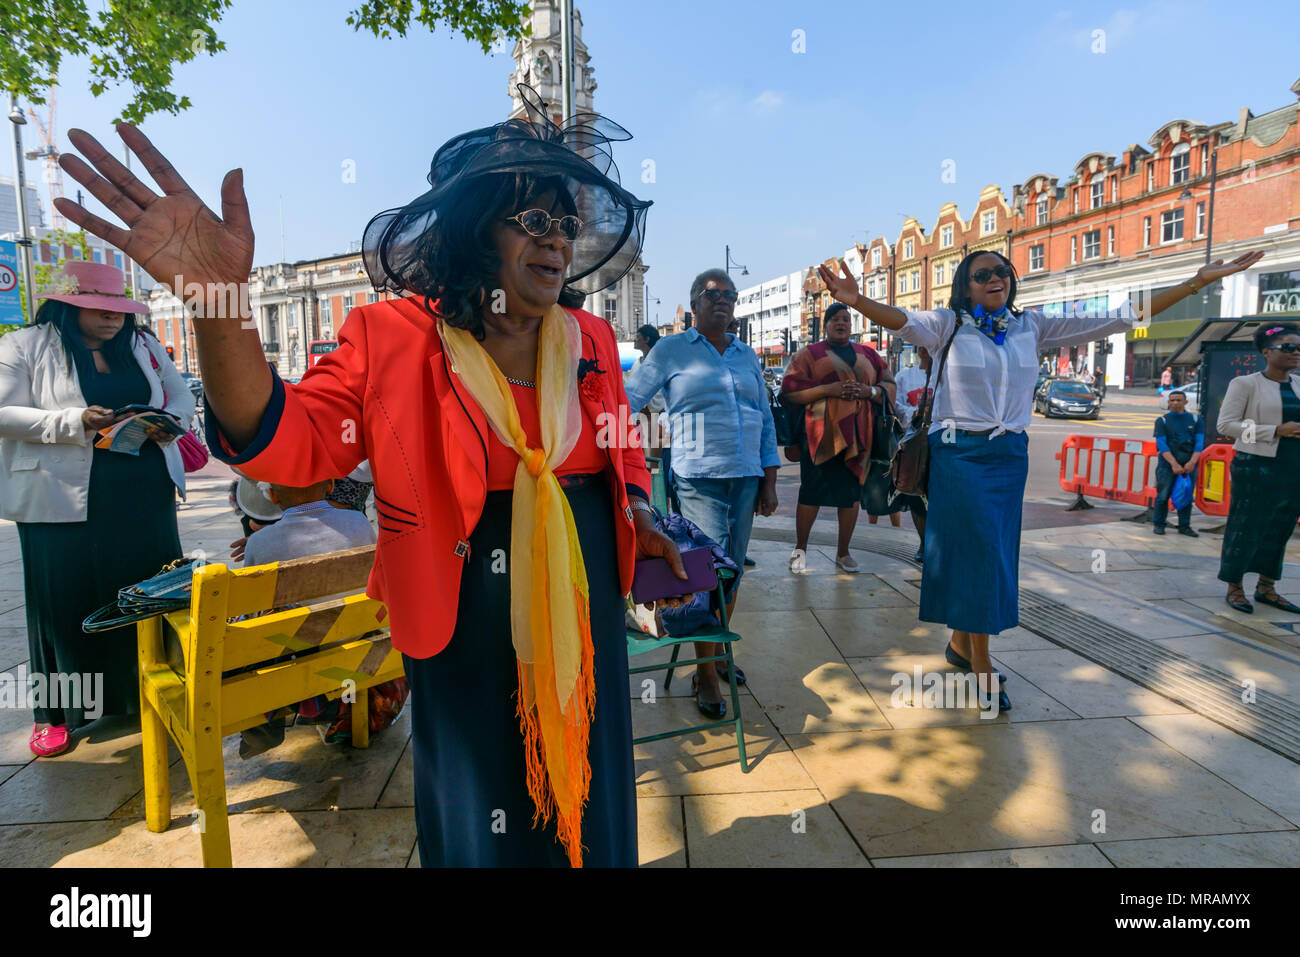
left=439, top=305, right=594, bottom=867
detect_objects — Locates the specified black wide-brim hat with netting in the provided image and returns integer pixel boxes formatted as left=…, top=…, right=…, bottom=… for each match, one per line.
left=363, top=85, right=651, bottom=299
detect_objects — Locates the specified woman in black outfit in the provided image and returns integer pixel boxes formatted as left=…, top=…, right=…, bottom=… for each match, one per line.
left=0, top=261, right=193, bottom=756
left=1216, top=321, right=1300, bottom=614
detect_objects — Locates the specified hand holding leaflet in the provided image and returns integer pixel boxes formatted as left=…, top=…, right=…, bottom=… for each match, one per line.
left=95, top=407, right=186, bottom=455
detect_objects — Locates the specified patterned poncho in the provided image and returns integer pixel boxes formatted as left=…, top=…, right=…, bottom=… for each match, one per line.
left=780, top=341, right=888, bottom=482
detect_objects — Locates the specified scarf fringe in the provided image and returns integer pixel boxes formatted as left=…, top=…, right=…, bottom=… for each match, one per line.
left=517, top=590, right=595, bottom=868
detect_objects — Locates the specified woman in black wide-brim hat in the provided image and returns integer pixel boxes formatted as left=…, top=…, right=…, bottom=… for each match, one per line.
left=57, top=87, right=689, bottom=867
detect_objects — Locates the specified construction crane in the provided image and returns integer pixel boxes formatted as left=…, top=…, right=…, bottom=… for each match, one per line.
left=25, top=85, right=64, bottom=231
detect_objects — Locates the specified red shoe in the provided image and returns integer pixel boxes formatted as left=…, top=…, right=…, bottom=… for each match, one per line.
left=29, top=724, right=70, bottom=757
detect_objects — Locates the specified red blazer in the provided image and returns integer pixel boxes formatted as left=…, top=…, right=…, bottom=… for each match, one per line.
left=209, top=298, right=652, bottom=659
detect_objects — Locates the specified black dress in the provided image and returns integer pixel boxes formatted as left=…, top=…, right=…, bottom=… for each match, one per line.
left=18, top=355, right=183, bottom=728
left=402, top=472, right=637, bottom=867
left=1218, top=380, right=1300, bottom=583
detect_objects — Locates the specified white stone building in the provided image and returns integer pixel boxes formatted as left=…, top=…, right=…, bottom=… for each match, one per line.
left=506, top=0, right=647, bottom=342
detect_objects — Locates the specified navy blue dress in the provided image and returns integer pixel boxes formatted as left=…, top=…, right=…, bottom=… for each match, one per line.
left=402, top=472, right=637, bottom=866
left=19, top=353, right=182, bottom=728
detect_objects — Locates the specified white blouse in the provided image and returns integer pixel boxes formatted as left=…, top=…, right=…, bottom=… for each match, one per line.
left=897, top=302, right=1136, bottom=436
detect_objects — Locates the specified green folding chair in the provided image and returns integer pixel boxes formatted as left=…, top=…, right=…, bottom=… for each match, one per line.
left=626, top=465, right=749, bottom=771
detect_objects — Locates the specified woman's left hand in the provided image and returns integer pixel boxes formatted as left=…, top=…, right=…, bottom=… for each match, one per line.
left=1196, top=250, right=1265, bottom=286
left=633, top=514, right=694, bottom=610
left=755, top=480, right=779, bottom=516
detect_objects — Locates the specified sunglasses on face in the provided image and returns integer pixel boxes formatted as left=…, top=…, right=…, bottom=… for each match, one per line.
left=1269, top=342, right=1300, bottom=354
left=504, top=208, right=584, bottom=242
left=970, top=265, right=1013, bottom=284
left=699, top=288, right=739, bottom=304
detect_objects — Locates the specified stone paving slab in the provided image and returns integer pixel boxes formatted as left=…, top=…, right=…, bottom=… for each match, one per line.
left=682, top=789, right=867, bottom=867
left=0, top=808, right=416, bottom=868
left=0, top=716, right=147, bottom=826
left=631, top=697, right=816, bottom=797
left=1095, top=831, right=1300, bottom=867
left=989, top=649, right=1193, bottom=719
left=847, top=653, right=1080, bottom=728
left=637, top=795, right=686, bottom=867
left=112, top=712, right=412, bottom=823
left=1128, top=714, right=1300, bottom=828
left=726, top=609, right=891, bottom=734
left=874, top=843, right=1114, bottom=868
left=0, top=628, right=27, bottom=673
left=811, top=607, right=1056, bottom=659
left=783, top=718, right=1293, bottom=859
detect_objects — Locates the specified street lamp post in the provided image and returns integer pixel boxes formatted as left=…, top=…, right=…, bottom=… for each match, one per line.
left=724, top=245, right=749, bottom=342
left=7, top=94, right=37, bottom=323
left=1180, top=147, right=1219, bottom=322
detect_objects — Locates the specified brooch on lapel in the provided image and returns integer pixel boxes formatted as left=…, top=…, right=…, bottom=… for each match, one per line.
left=577, top=356, right=605, bottom=402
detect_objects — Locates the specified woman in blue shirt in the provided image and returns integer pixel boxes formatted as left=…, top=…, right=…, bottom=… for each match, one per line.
left=626, top=268, right=780, bottom=718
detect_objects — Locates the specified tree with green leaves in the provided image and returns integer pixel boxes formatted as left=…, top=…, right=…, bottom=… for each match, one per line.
left=1, top=0, right=531, bottom=124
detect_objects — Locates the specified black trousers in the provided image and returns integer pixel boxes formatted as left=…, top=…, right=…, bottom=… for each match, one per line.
left=1152, top=459, right=1192, bottom=529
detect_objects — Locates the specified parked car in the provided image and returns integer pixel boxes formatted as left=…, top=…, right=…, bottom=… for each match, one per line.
left=1158, top=381, right=1200, bottom=414
left=1034, top=378, right=1101, bottom=418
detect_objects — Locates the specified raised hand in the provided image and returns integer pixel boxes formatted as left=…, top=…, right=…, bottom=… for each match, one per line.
left=56, top=124, right=254, bottom=305
left=1197, top=250, right=1265, bottom=286
left=817, top=260, right=861, bottom=306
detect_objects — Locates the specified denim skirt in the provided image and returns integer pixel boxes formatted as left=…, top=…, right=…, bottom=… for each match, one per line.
left=919, top=429, right=1029, bottom=635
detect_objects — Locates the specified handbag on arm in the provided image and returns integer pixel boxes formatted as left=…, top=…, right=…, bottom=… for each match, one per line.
left=889, top=320, right=959, bottom=497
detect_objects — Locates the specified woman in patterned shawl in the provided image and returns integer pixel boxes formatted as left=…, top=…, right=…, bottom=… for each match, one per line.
left=780, top=303, right=895, bottom=573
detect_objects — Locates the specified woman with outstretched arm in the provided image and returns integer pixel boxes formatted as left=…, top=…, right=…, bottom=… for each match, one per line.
left=817, top=248, right=1262, bottom=711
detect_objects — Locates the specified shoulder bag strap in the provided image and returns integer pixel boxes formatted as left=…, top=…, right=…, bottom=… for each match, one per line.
left=918, top=318, right=960, bottom=431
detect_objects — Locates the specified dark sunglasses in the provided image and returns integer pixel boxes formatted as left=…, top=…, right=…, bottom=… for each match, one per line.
left=504, top=208, right=584, bottom=242
left=699, top=288, right=739, bottom=304
left=970, top=265, right=1013, bottom=284
left=1269, top=342, right=1300, bottom=354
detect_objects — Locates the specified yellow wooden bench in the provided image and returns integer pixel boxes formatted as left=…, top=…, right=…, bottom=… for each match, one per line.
left=134, top=545, right=403, bottom=867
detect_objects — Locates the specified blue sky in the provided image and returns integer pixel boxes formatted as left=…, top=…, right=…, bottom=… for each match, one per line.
left=9, top=0, right=1298, bottom=321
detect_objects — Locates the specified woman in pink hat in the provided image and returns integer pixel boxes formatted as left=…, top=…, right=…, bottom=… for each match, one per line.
left=0, top=260, right=195, bottom=757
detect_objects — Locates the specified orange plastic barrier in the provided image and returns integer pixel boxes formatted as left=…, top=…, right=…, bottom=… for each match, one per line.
left=1194, top=443, right=1234, bottom=517
left=1055, top=435, right=1161, bottom=508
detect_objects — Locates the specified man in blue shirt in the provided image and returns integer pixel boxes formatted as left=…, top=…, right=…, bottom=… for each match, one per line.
left=625, top=268, right=779, bottom=719
left=1152, top=390, right=1203, bottom=536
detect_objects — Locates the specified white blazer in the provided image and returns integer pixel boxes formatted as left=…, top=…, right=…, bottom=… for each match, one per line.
left=0, top=323, right=195, bottom=522
left=1217, top=370, right=1300, bottom=459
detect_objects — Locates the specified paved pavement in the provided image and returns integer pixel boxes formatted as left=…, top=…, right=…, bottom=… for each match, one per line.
left=1, top=461, right=1298, bottom=867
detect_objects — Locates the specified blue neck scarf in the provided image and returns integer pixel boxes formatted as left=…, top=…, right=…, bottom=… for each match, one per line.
left=970, top=304, right=1011, bottom=345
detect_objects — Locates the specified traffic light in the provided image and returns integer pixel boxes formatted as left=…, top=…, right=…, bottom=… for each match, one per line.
left=165, top=346, right=175, bottom=361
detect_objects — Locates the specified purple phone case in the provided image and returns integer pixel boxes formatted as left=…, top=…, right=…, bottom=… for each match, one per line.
left=631, top=547, right=717, bottom=604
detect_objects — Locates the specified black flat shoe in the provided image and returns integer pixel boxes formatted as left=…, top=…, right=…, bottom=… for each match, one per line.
left=1152, top=526, right=1166, bottom=535
left=1178, top=527, right=1199, bottom=537
left=694, top=694, right=726, bottom=719
left=743, top=556, right=756, bottom=567
left=1254, top=592, right=1300, bottom=614
left=717, top=664, right=746, bottom=686
left=913, top=548, right=924, bottom=563
left=1225, top=593, right=1254, bottom=614
left=944, top=643, right=1005, bottom=684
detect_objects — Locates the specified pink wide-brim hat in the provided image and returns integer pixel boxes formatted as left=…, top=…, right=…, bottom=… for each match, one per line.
left=37, top=260, right=148, bottom=314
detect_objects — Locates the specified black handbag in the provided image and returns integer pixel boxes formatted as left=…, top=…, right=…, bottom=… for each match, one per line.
left=82, top=558, right=197, bottom=633
left=861, top=392, right=904, bottom=516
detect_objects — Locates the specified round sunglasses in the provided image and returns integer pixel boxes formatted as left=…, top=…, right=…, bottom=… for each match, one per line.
left=1268, top=342, right=1300, bottom=354
left=970, top=264, right=1013, bottom=284
left=503, top=208, right=584, bottom=242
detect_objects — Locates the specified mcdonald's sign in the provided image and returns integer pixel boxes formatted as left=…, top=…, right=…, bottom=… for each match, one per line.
left=1132, top=325, right=1148, bottom=339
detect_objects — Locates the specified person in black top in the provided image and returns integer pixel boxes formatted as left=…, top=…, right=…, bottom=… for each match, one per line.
left=1152, top=391, right=1203, bottom=536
